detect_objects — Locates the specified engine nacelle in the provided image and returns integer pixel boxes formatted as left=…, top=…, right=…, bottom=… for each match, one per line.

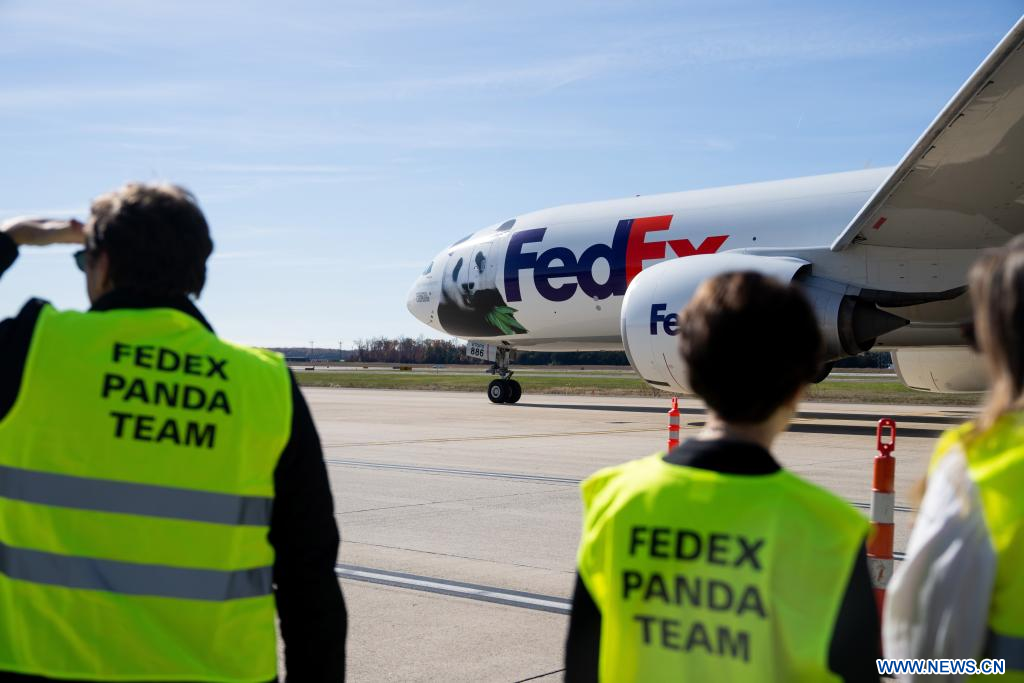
left=893, top=348, right=988, bottom=393
left=621, top=254, right=909, bottom=392
left=621, top=254, right=808, bottom=392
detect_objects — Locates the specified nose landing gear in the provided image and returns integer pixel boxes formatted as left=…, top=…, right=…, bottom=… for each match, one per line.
left=486, top=346, right=522, bottom=404
left=487, top=378, right=521, bottom=404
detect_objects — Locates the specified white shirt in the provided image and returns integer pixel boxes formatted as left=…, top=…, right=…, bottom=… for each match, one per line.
left=883, top=445, right=996, bottom=681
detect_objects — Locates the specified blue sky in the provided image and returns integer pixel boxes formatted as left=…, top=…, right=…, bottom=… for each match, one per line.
left=0, top=1, right=1020, bottom=347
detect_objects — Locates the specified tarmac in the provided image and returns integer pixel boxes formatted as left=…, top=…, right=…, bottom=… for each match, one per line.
left=301, top=387, right=975, bottom=682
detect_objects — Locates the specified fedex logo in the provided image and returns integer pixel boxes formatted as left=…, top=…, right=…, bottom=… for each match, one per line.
left=504, top=215, right=728, bottom=302
left=650, top=304, right=680, bottom=335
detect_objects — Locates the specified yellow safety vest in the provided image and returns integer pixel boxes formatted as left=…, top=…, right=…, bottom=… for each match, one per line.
left=578, top=453, right=868, bottom=682
left=935, top=417, right=1024, bottom=678
left=0, top=305, right=292, bottom=682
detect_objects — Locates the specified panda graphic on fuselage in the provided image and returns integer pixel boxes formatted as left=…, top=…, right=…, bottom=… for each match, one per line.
left=442, top=249, right=489, bottom=310
left=437, top=245, right=528, bottom=337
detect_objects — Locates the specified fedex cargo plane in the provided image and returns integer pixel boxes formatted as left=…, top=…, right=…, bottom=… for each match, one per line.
left=408, top=16, right=1024, bottom=404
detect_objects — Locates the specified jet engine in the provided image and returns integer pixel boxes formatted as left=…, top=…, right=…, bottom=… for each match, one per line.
left=620, top=254, right=910, bottom=392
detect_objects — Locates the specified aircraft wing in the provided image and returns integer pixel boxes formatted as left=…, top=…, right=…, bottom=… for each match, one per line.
left=831, top=15, right=1024, bottom=251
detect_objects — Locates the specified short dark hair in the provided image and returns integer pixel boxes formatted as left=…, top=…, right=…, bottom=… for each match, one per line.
left=678, top=271, right=823, bottom=423
left=88, top=183, right=213, bottom=298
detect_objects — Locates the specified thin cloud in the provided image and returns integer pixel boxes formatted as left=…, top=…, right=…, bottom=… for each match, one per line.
left=358, top=260, right=432, bottom=272
left=677, top=136, right=737, bottom=152
left=91, top=117, right=620, bottom=152
left=0, top=207, right=87, bottom=218
left=677, top=31, right=985, bottom=65
left=210, top=249, right=275, bottom=262
left=636, top=16, right=988, bottom=69
left=0, top=83, right=208, bottom=111
left=0, top=1, right=482, bottom=58
left=333, top=54, right=625, bottom=101
left=203, top=163, right=363, bottom=175
left=212, top=253, right=352, bottom=269
left=89, top=124, right=195, bottom=137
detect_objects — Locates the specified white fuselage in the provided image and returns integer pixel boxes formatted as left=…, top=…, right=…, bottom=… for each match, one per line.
left=407, top=167, right=970, bottom=351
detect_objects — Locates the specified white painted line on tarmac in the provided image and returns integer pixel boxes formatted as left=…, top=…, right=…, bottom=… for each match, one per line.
left=327, top=459, right=916, bottom=513
left=337, top=553, right=906, bottom=617
left=327, top=459, right=579, bottom=485
left=335, top=563, right=572, bottom=614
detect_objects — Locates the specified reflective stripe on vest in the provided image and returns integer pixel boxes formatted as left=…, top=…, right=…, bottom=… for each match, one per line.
left=0, top=305, right=291, bottom=682
left=577, top=453, right=868, bottom=682
left=0, top=541, right=272, bottom=601
left=936, top=418, right=1024, bottom=678
left=0, top=463, right=272, bottom=526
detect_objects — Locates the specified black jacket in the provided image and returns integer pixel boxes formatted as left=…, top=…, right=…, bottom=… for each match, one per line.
left=564, top=438, right=881, bottom=683
left=0, top=233, right=346, bottom=682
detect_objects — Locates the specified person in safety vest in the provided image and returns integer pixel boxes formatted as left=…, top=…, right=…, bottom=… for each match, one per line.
left=885, top=236, right=1024, bottom=681
left=564, top=271, right=881, bottom=682
left=0, top=184, right=346, bottom=682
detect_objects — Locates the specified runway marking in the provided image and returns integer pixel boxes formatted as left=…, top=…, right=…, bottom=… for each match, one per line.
left=322, top=426, right=660, bottom=448
left=335, top=563, right=571, bottom=614
left=338, top=487, right=569, bottom=515
left=324, top=420, right=949, bottom=447
left=337, top=552, right=909, bottom=616
left=326, top=459, right=916, bottom=513
left=328, top=459, right=579, bottom=485
left=341, top=539, right=571, bottom=573
left=515, top=402, right=971, bottom=426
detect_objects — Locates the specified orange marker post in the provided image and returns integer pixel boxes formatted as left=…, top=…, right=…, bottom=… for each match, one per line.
left=667, top=397, right=681, bottom=451
left=868, top=418, right=897, bottom=618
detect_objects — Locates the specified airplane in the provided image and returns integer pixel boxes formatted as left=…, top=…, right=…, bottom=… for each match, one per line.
left=407, top=15, right=1024, bottom=404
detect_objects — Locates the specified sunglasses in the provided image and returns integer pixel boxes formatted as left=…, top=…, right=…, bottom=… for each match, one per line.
left=73, top=249, right=89, bottom=272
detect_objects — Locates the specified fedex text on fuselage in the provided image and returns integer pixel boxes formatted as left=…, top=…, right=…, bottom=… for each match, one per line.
left=504, top=215, right=728, bottom=302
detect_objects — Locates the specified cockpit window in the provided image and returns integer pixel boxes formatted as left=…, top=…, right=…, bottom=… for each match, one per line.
left=451, top=257, right=464, bottom=282
left=422, top=261, right=433, bottom=275
left=496, top=219, right=516, bottom=232
left=450, top=233, right=475, bottom=247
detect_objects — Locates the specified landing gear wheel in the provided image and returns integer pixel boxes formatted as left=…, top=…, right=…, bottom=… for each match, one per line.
left=485, top=347, right=520, bottom=404
left=488, top=379, right=509, bottom=404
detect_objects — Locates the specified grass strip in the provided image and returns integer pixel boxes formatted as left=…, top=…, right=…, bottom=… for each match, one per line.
left=294, top=371, right=980, bottom=406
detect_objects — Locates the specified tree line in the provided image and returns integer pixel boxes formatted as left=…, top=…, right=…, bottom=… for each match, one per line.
left=352, top=337, right=472, bottom=364
left=275, top=337, right=891, bottom=368
left=347, top=337, right=630, bottom=365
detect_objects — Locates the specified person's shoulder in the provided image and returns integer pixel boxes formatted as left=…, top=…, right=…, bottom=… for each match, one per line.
left=931, top=417, right=1024, bottom=482
left=4, top=297, right=55, bottom=333
left=582, top=453, right=663, bottom=487
left=15, top=297, right=51, bottom=320
left=216, top=337, right=288, bottom=369
left=0, top=299, right=51, bottom=363
left=580, top=453, right=666, bottom=509
left=776, top=469, right=868, bottom=533
left=776, top=470, right=856, bottom=512
left=931, top=422, right=975, bottom=470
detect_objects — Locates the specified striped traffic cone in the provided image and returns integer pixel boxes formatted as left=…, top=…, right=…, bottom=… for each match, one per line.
left=868, top=418, right=897, bottom=618
left=667, top=397, right=681, bottom=451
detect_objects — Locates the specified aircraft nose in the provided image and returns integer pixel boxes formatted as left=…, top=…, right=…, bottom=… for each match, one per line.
left=406, top=279, right=424, bottom=320
left=406, top=274, right=436, bottom=327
